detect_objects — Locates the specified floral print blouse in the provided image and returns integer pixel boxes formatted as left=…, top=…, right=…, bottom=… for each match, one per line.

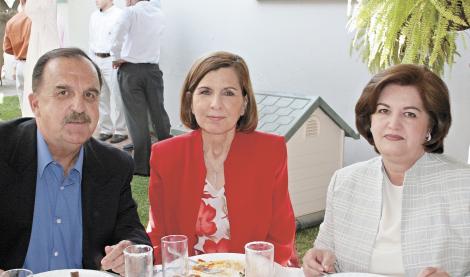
left=194, top=180, right=231, bottom=254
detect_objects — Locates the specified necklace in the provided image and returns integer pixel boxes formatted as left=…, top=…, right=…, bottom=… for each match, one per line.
left=202, top=132, right=234, bottom=188
left=203, top=150, right=228, bottom=187
left=204, top=152, right=226, bottom=187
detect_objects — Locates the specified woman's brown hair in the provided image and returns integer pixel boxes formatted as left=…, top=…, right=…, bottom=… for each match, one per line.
left=355, top=64, right=451, bottom=153
left=180, top=51, right=258, bottom=132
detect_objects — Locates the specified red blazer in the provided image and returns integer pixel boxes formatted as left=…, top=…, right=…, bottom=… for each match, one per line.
left=147, top=129, right=296, bottom=266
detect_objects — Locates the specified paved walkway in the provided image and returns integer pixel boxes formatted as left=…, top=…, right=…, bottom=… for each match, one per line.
left=0, top=79, right=17, bottom=97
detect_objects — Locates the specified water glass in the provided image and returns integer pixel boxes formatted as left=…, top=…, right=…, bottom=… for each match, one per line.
left=0, top=269, right=33, bottom=277
left=161, top=235, right=189, bottom=277
left=245, top=241, right=274, bottom=277
left=124, top=244, right=153, bottom=277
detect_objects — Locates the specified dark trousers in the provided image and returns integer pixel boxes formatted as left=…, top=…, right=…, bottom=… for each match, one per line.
left=117, top=63, right=171, bottom=175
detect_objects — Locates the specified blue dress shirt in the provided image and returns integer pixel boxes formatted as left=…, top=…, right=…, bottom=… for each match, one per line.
left=23, top=131, right=84, bottom=273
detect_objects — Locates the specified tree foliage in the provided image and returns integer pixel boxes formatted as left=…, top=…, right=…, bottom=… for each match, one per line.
left=348, top=0, right=470, bottom=76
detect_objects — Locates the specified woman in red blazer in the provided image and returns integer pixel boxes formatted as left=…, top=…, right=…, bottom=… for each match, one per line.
left=147, top=51, right=297, bottom=266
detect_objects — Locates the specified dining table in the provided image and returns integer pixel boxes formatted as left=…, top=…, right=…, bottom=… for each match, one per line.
left=26, top=265, right=385, bottom=277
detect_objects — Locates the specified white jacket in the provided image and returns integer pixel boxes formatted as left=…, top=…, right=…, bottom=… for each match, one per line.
left=315, top=153, right=470, bottom=276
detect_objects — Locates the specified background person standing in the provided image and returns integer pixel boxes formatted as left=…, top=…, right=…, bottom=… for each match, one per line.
left=111, top=0, right=171, bottom=176
left=3, top=0, right=31, bottom=113
left=22, top=0, right=60, bottom=117
left=89, top=0, right=128, bottom=144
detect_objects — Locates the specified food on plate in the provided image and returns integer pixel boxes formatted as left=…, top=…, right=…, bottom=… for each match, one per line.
left=70, top=271, right=79, bottom=277
left=190, top=259, right=245, bottom=277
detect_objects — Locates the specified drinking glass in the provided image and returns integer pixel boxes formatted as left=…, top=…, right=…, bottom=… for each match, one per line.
left=161, top=235, right=188, bottom=277
left=245, top=241, right=274, bottom=277
left=0, top=269, right=33, bottom=277
left=124, top=244, right=153, bottom=277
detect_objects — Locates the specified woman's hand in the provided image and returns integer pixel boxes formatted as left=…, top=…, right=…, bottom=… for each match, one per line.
left=302, top=248, right=336, bottom=276
left=418, top=267, right=450, bottom=277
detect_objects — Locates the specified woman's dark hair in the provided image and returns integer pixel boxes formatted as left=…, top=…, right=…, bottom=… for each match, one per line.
left=355, top=64, right=451, bottom=153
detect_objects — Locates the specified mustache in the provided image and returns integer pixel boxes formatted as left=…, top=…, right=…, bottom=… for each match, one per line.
left=64, top=112, right=92, bottom=124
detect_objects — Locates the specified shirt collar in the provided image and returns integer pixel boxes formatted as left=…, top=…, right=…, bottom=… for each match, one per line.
left=36, top=130, right=84, bottom=179
left=101, top=4, right=115, bottom=14
left=135, top=1, right=148, bottom=7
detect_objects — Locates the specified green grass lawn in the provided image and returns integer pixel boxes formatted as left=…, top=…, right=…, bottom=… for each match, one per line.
left=1, top=95, right=319, bottom=262
left=0, top=95, right=21, bottom=121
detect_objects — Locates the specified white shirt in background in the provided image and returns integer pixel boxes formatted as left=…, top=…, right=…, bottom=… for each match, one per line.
left=111, top=1, right=165, bottom=64
left=89, top=5, right=123, bottom=55
left=369, top=170, right=406, bottom=276
left=149, top=0, right=161, bottom=8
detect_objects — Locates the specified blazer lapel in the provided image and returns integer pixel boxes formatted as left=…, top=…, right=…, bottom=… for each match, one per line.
left=224, top=133, right=253, bottom=252
left=8, top=119, right=38, bottom=267
left=81, top=139, right=108, bottom=268
left=13, top=119, right=38, bottom=222
left=180, top=131, right=206, bottom=253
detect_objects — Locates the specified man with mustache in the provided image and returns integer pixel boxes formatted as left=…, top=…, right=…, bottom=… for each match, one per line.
left=0, top=48, right=150, bottom=275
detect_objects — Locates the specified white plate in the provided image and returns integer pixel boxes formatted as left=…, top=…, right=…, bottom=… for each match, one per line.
left=34, top=269, right=116, bottom=277
left=191, top=253, right=304, bottom=277
left=330, top=273, right=386, bottom=277
left=154, top=252, right=304, bottom=276
left=191, top=252, right=245, bottom=263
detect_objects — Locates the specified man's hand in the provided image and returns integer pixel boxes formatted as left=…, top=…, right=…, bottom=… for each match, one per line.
left=302, top=248, right=336, bottom=277
left=112, top=59, right=126, bottom=69
left=101, top=240, right=133, bottom=276
left=418, top=267, right=450, bottom=277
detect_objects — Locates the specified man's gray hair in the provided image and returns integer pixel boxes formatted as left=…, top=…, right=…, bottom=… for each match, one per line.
left=32, top=47, right=102, bottom=92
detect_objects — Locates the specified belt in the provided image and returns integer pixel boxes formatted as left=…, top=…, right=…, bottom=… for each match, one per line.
left=95, top=52, right=111, bottom=58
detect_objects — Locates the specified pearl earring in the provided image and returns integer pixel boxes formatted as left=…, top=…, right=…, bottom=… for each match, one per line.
left=425, top=132, right=432, bottom=142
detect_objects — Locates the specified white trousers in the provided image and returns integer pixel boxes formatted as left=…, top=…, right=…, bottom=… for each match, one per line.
left=15, top=60, right=25, bottom=112
left=93, top=56, right=127, bottom=135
